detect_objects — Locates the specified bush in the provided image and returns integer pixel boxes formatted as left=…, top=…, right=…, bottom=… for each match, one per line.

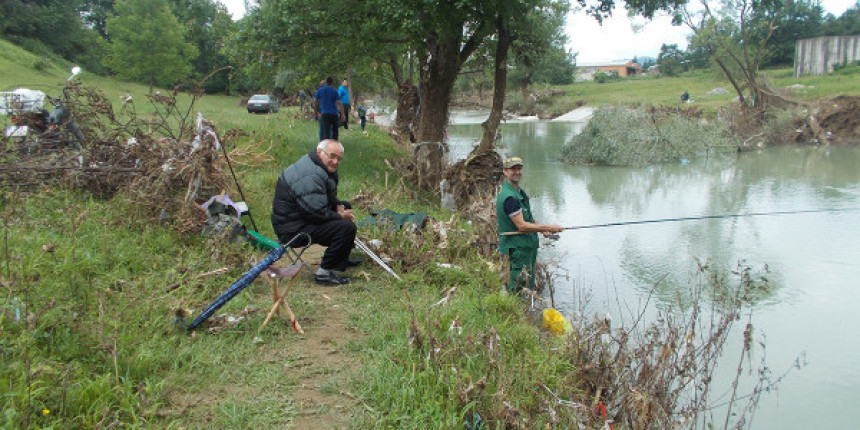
left=593, top=70, right=620, bottom=84
left=833, top=61, right=860, bottom=75
left=562, top=107, right=737, bottom=166
left=33, top=57, right=51, bottom=71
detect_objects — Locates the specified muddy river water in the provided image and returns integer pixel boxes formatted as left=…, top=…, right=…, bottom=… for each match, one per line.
left=447, top=112, right=860, bottom=428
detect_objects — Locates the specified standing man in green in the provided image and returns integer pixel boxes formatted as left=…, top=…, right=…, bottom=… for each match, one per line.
left=496, top=157, right=563, bottom=293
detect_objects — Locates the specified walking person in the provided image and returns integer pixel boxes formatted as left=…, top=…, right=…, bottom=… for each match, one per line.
left=271, top=139, right=361, bottom=285
left=314, top=77, right=344, bottom=141
left=495, top=157, right=563, bottom=293
left=338, top=79, right=350, bottom=129
left=298, top=88, right=308, bottom=112
left=357, top=101, right=367, bottom=132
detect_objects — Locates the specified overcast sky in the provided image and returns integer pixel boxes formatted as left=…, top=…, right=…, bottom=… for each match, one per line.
left=219, top=0, right=857, bottom=63
left=566, top=0, right=856, bottom=63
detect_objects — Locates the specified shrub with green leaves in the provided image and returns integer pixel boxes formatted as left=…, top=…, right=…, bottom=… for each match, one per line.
left=562, top=107, right=737, bottom=166
left=593, top=70, right=620, bottom=84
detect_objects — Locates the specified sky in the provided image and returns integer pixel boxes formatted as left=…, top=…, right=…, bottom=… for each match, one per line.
left=566, top=0, right=857, bottom=63
left=218, top=0, right=856, bottom=63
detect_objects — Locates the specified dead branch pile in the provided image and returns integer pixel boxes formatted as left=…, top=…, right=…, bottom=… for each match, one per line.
left=443, top=148, right=502, bottom=213
left=792, top=95, right=860, bottom=144
left=441, top=148, right=502, bottom=253
left=0, top=84, right=244, bottom=233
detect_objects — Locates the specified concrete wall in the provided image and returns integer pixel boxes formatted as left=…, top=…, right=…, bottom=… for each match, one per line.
left=794, top=35, right=860, bottom=77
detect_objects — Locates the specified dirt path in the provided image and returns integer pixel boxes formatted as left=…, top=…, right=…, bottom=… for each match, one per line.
left=285, top=283, right=362, bottom=429
left=168, top=245, right=365, bottom=427
left=277, top=245, right=363, bottom=429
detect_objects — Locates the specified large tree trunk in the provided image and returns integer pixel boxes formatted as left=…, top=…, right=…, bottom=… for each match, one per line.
left=411, top=23, right=488, bottom=192
left=387, top=55, right=419, bottom=142
left=395, top=83, right=419, bottom=141
left=520, top=80, right=529, bottom=104
left=408, top=34, right=466, bottom=194
left=414, top=44, right=461, bottom=144
left=414, top=26, right=485, bottom=144
left=478, top=17, right=512, bottom=153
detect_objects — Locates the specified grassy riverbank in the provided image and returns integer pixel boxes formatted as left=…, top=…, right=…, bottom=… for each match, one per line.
left=0, top=39, right=595, bottom=427
left=458, top=66, right=860, bottom=118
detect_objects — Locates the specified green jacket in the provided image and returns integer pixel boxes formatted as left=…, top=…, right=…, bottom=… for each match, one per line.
left=496, top=180, right=539, bottom=252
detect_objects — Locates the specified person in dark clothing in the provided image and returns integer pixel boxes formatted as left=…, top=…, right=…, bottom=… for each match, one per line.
left=357, top=101, right=367, bottom=131
left=271, top=139, right=360, bottom=285
left=314, top=76, right=344, bottom=141
left=313, top=80, right=325, bottom=121
left=298, top=89, right=308, bottom=112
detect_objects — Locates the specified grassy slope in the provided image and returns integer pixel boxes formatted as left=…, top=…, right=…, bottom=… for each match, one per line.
left=536, top=67, right=860, bottom=117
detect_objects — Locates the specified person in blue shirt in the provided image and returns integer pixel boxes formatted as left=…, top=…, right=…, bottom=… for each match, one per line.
left=338, top=79, right=351, bottom=129
left=314, top=76, right=344, bottom=140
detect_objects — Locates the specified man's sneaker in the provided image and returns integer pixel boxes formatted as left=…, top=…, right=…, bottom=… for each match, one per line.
left=315, top=271, right=351, bottom=286
left=346, top=258, right=362, bottom=268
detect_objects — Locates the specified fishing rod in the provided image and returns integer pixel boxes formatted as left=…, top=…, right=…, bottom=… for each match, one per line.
left=501, top=208, right=859, bottom=236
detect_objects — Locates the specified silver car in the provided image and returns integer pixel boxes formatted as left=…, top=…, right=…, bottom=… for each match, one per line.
left=246, top=94, right=279, bottom=114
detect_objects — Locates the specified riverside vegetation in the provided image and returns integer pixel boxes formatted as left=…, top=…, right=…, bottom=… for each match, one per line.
left=0, top=39, right=849, bottom=427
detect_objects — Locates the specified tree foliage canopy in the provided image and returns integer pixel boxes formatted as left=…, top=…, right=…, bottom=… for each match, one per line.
left=0, top=0, right=105, bottom=71
left=106, top=0, right=199, bottom=92
left=823, top=2, right=860, bottom=35
left=658, top=43, right=686, bottom=76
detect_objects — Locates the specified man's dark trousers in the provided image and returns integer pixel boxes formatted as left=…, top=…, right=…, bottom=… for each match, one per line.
left=341, top=104, right=350, bottom=129
left=319, top=113, right=339, bottom=141
left=281, top=220, right=356, bottom=271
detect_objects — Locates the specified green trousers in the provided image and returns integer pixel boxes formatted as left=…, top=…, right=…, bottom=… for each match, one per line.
left=507, top=247, right=538, bottom=293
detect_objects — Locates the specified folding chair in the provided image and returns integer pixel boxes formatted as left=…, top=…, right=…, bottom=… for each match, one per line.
left=260, top=263, right=304, bottom=333
left=281, top=232, right=313, bottom=268
left=247, top=230, right=312, bottom=267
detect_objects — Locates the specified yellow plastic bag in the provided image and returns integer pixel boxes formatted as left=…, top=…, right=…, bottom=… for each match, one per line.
left=542, top=308, right=572, bottom=335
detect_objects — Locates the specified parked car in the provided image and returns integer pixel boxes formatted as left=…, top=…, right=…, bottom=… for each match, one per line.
left=246, top=94, right=279, bottom=114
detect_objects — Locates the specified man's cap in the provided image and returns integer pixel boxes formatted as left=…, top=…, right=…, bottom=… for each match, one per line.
left=504, top=157, right=524, bottom=169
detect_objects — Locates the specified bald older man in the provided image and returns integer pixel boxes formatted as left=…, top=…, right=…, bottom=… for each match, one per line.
left=271, top=139, right=359, bottom=285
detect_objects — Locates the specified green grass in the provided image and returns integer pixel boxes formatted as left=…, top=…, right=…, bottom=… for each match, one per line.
left=532, top=67, right=860, bottom=117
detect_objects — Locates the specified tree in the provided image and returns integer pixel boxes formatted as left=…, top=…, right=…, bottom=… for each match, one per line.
left=532, top=48, right=577, bottom=84
left=657, top=43, right=686, bottom=76
left=170, top=0, right=237, bottom=92
left=507, top=1, right=573, bottom=102
left=683, top=0, right=785, bottom=107
left=82, top=0, right=116, bottom=41
left=106, top=0, right=199, bottom=93
left=240, top=0, right=690, bottom=192
left=751, top=0, right=825, bottom=67
left=637, top=55, right=657, bottom=70
left=1, top=0, right=105, bottom=71
left=822, top=2, right=860, bottom=35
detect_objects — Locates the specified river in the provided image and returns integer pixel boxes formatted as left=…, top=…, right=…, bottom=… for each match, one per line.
left=447, top=111, right=860, bottom=429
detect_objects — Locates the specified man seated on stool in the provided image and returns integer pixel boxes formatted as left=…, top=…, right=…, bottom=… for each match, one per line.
left=271, top=139, right=361, bottom=285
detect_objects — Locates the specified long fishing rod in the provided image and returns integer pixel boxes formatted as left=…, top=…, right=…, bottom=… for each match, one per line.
left=501, top=208, right=859, bottom=236
left=220, top=138, right=258, bottom=232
